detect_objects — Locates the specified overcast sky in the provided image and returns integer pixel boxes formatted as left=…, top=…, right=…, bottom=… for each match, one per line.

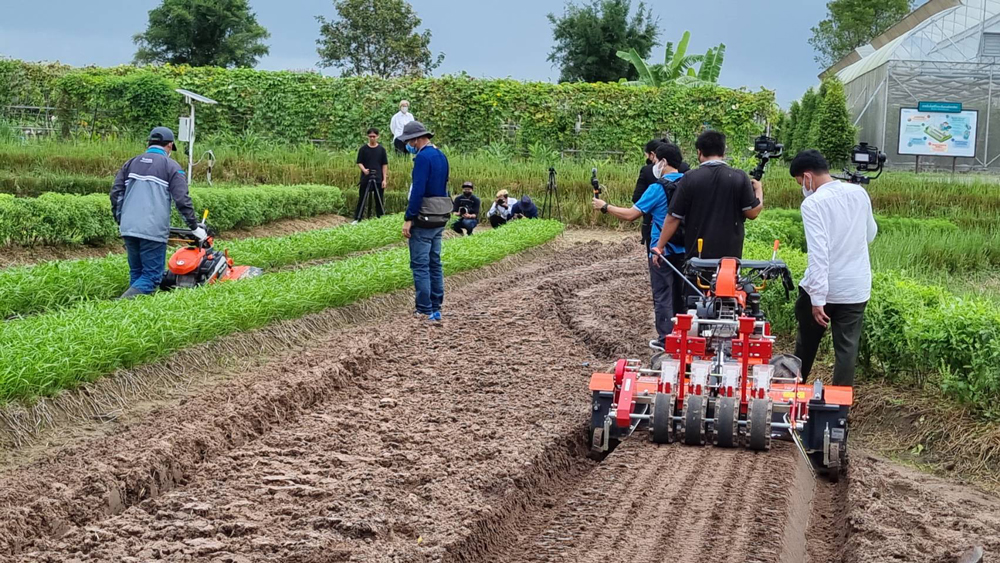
left=1, top=1, right=851, bottom=106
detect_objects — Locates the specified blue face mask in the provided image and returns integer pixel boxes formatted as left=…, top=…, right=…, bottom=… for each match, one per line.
left=406, top=144, right=418, bottom=155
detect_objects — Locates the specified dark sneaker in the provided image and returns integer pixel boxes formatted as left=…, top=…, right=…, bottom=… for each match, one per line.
left=648, top=338, right=665, bottom=352
left=118, top=286, right=145, bottom=300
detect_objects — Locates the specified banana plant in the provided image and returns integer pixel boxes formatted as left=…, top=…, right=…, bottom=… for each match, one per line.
left=617, top=31, right=725, bottom=87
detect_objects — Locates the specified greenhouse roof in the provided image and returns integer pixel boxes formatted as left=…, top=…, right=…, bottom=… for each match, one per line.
left=836, top=0, right=1000, bottom=84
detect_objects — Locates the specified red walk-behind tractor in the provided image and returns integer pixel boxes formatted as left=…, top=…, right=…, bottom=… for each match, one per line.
left=160, top=211, right=263, bottom=291
left=588, top=241, right=854, bottom=481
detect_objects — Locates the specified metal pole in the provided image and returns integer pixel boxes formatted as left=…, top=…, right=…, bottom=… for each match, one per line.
left=187, top=100, right=195, bottom=185
left=915, top=155, right=920, bottom=174
left=882, top=66, right=890, bottom=159
left=953, top=156, right=957, bottom=175
left=986, top=65, right=993, bottom=170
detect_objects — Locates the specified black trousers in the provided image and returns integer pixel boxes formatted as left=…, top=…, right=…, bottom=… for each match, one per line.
left=393, top=138, right=408, bottom=155
left=794, top=287, right=867, bottom=387
left=489, top=215, right=507, bottom=228
left=640, top=215, right=652, bottom=249
left=648, top=253, right=686, bottom=339
left=354, top=181, right=385, bottom=220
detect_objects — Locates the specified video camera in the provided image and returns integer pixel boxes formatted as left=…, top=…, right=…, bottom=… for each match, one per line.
left=591, top=168, right=602, bottom=198
left=749, top=130, right=783, bottom=181
left=836, top=142, right=886, bottom=185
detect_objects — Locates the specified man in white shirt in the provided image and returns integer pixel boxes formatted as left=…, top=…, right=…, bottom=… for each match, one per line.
left=487, top=189, right=518, bottom=228
left=790, top=150, right=878, bottom=387
left=390, top=100, right=415, bottom=155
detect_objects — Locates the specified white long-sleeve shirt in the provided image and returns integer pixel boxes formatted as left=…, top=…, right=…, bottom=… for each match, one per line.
left=488, top=197, right=518, bottom=219
left=390, top=111, right=415, bottom=141
left=799, top=179, right=878, bottom=307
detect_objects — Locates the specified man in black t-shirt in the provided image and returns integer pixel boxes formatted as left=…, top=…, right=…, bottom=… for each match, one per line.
left=451, top=181, right=481, bottom=235
left=354, top=127, right=389, bottom=222
left=653, top=130, right=763, bottom=262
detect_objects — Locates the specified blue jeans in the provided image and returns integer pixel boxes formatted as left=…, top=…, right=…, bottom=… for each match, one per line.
left=452, top=218, right=477, bottom=235
left=408, top=226, right=445, bottom=314
left=123, top=236, right=168, bottom=294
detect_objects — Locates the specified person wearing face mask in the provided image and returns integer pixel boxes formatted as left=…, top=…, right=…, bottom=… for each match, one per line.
left=390, top=100, right=415, bottom=155
left=790, top=150, right=878, bottom=387
left=633, top=139, right=662, bottom=248
left=451, top=181, right=481, bottom=235
left=398, top=120, right=452, bottom=322
left=593, top=143, right=686, bottom=349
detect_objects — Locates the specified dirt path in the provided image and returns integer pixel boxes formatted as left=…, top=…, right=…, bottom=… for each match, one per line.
left=0, top=236, right=997, bottom=562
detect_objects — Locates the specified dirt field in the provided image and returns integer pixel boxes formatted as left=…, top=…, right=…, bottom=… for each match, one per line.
left=1, top=236, right=997, bottom=562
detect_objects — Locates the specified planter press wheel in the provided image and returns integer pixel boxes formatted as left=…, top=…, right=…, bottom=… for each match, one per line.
left=714, top=396, right=739, bottom=448
left=650, top=393, right=674, bottom=444
left=746, top=398, right=772, bottom=451
left=683, top=395, right=707, bottom=446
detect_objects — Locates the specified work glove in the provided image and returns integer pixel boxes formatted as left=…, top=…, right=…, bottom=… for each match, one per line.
left=191, top=227, right=209, bottom=242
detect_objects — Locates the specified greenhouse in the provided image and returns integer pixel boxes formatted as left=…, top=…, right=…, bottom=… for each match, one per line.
left=827, top=0, right=1000, bottom=170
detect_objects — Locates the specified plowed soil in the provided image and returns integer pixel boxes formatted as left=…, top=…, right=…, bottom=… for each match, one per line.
left=1, top=236, right=997, bottom=562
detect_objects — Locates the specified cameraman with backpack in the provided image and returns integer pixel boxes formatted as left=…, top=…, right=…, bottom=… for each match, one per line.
left=593, top=143, right=686, bottom=348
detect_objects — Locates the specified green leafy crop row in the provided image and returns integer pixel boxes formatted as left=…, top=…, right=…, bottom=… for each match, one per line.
left=0, top=184, right=345, bottom=246
left=0, top=219, right=564, bottom=403
left=0, top=214, right=405, bottom=319
left=747, top=238, right=1000, bottom=415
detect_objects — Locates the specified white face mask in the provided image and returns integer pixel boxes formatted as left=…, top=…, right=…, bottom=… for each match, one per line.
left=801, top=174, right=816, bottom=198
left=653, top=162, right=664, bottom=180
left=401, top=106, right=409, bottom=114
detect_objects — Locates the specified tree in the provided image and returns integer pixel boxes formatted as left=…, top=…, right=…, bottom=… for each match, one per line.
left=783, top=100, right=801, bottom=161
left=133, top=0, right=270, bottom=68
left=792, top=88, right=819, bottom=157
left=809, top=0, right=912, bottom=68
left=807, top=80, right=830, bottom=149
left=812, top=78, right=856, bottom=166
left=547, top=0, right=659, bottom=83
left=316, top=0, right=443, bottom=78
left=616, top=31, right=726, bottom=87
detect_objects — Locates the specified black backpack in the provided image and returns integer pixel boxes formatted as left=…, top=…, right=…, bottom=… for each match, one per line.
left=659, top=177, right=685, bottom=249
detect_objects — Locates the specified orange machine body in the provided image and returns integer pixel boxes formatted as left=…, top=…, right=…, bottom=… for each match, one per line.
left=168, top=248, right=207, bottom=275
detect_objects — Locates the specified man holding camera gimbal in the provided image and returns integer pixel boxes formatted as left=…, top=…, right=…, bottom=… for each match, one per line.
left=354, top=127, right=389, bottom=222
left=452, top=181, right=481, bottom=235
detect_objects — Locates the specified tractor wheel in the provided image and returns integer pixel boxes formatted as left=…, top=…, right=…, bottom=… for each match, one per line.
left=683, top=395, right=707, bottom=446
left=714, top=396, right=739, bottom=448
left=651, top=393, right=674, bottom=444
left=747, top=398, right=772, bottom=451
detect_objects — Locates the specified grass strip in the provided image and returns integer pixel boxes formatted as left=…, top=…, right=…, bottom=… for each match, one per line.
left=0, top=219, right=564, bottom=403
left=0, top=184, right=345, bottom=246
left=0, top=214, right=405, bottom=319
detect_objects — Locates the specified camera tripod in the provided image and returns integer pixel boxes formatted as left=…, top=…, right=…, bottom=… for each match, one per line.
left=355, top=172, right=386, bottom=221
left=541, top=167, right=562, bottom=220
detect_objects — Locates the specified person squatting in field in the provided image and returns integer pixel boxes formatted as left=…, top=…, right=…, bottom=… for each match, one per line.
left=110, top=127, right=204, bottom=299
left=451, top=181, right=481, bottom=236
left=400, top=120, right=452, bottom=322
left=789, top=150, right=877, bottom=387
left=593, top=142, right=687, bottom=349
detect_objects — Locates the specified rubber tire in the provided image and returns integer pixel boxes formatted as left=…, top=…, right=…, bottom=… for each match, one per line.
left=651, top=393, right=674, bottom=444
left=714, top=396, right=738, bottom=448
left=747, top=398, right=772, bottom=451
left=683, top=395, right=706, bottom=446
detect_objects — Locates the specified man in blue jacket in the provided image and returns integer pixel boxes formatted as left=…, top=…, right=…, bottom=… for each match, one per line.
left=593, top=143, right=686, bottom=348
left=398, top=121, right=452, bottom=322
left=110, top=127, right=205, bottom=299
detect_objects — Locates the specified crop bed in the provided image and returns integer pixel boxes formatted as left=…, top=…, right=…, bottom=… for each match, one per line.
left=0, top=237, right=997, bottom=562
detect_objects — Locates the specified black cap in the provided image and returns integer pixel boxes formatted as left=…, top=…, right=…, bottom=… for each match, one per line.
left=148, top=126, right=175, bottom=143
left=462, top=181, right=474, bottom=189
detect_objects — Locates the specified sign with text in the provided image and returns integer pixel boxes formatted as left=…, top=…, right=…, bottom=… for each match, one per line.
left=917, top=101, right=963, bottom=113
left=898, top=108, right=978, bottom=158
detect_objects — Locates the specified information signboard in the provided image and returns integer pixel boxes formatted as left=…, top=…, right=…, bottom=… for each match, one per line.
left=898, top=107, right=978, bottom=158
